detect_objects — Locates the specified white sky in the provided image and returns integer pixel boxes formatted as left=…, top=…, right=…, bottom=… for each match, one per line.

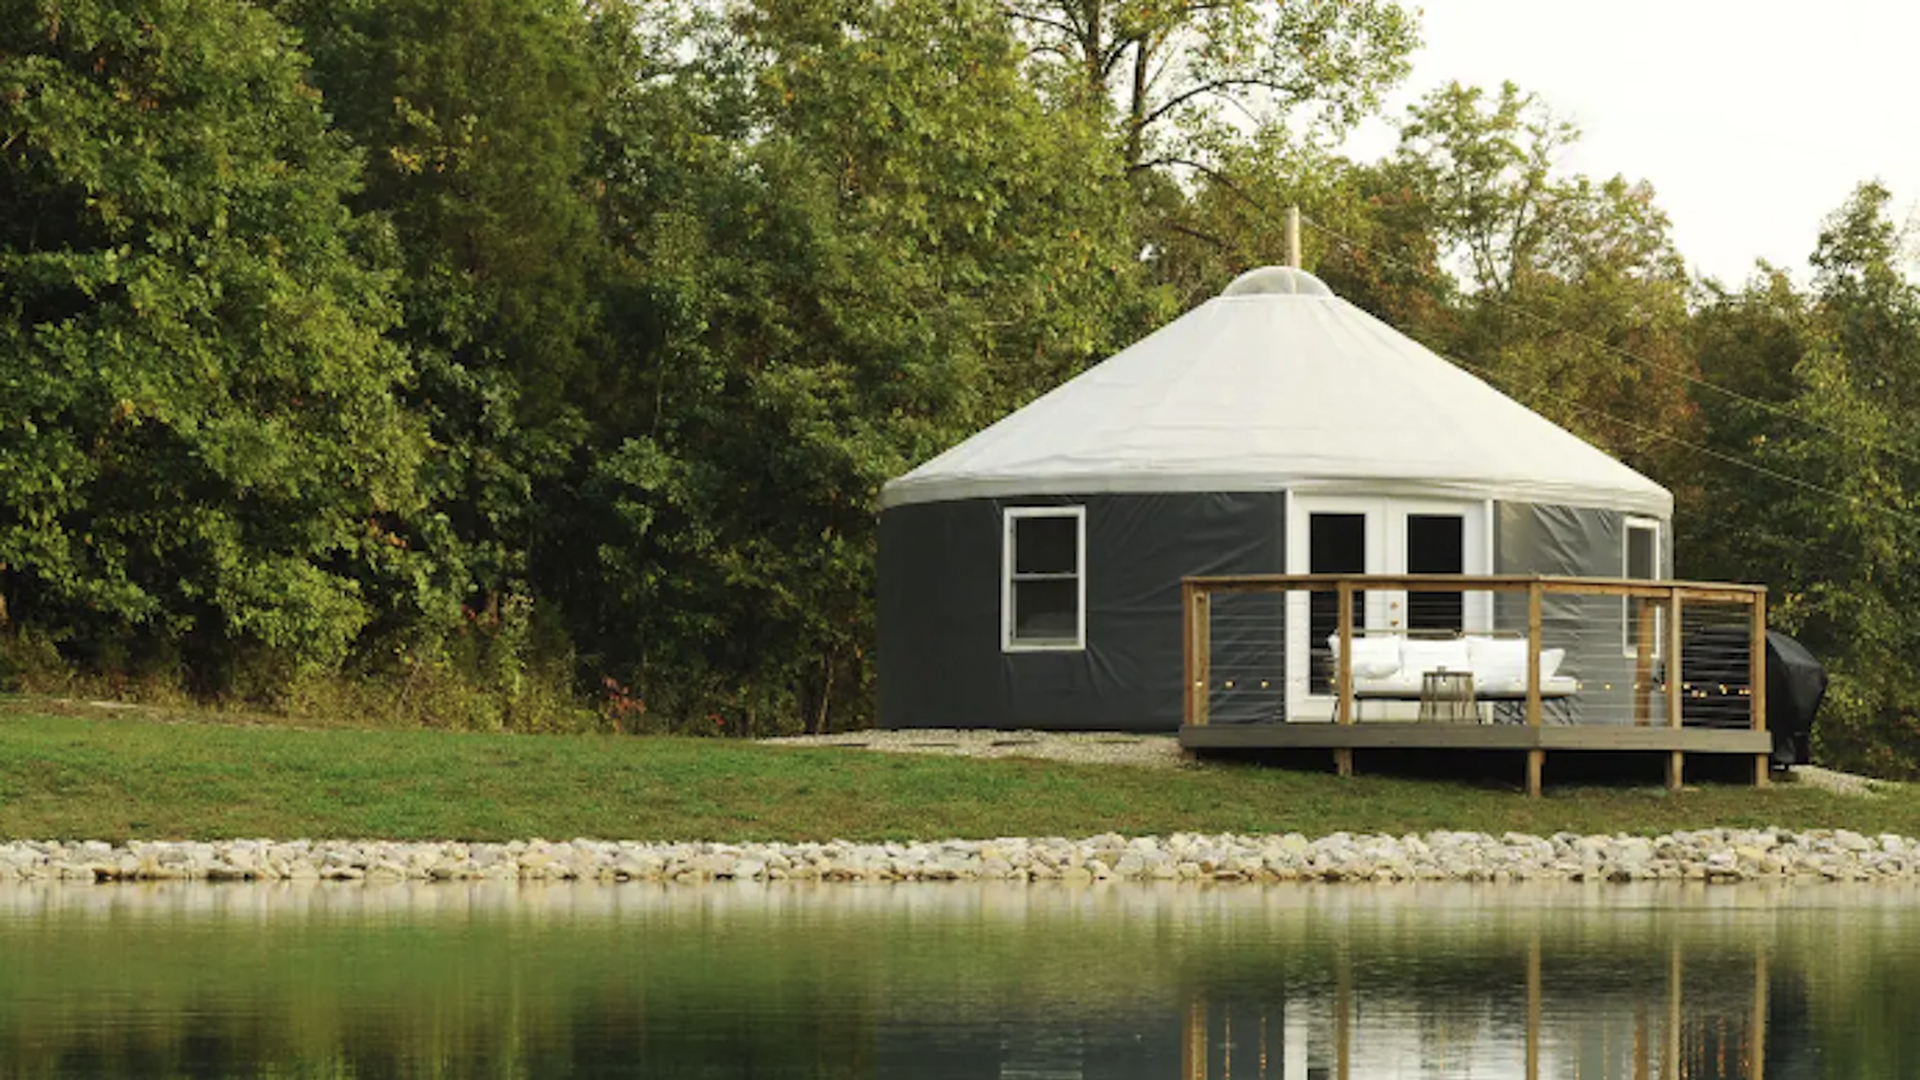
left=1342, top=0, right=1920, bottom=286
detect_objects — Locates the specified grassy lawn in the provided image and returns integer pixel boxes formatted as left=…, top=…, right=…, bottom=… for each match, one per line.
left=0, top=703, right=1914, bottom=841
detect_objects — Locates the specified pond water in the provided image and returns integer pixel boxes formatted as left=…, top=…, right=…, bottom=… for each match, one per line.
left=2, top=880, right=1915, bottom=1078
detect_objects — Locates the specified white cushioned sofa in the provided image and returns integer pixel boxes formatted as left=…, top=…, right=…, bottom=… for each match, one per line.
left=1329, top=634, right=1576, bottom=699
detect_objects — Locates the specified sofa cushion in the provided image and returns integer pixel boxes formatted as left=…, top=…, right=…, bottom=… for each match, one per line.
left=1355, top=667, right=1424, bottom=695
left=1328, top=634, right=1402, bottom=679
left=1398, top=637, right=1471, bottom=675
left=1467, top=637, right=1528, bottom=685
left=1539, top=647, right=1566, bottom=680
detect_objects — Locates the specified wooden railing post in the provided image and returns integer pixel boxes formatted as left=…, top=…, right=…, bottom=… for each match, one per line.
left=1750, top=589, right=1769, bottom=788
left=1335, top=580, right=1355, bottom=726
left=1182, top=581, right=1196, bottom=728
left=1526, top=581, right=1544, bottom=797
left=1634, top=595, right=1656, bottom=726
left=1192, top=587, right=1211, bottom=728
left=1334, top=579, right=1355, bottom=778
left=1525, top=583, right=1544, bottom=729
left=1666, top=589, right=1685, bottom=793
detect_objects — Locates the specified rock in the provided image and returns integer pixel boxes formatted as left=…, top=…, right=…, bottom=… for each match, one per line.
left=4, top=826, right=1918, bottom=890
left=1835, top=830, right=1875, bottom=853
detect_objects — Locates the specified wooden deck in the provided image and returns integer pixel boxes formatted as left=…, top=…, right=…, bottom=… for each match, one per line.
left=1179, top=722, right=1771, bottom=755
left=1182, top=573, right=1775, bottom=796
left=1179, top=721, right=1773, bottom=794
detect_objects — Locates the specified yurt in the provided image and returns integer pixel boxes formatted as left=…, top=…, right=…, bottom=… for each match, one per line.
left=877, top=267, right=1673, bottom=731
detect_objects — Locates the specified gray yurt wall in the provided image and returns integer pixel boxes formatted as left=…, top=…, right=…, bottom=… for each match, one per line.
left=1494, top=502, right=1675, bottom=724
left=878, top=492, right=1283, bottom=732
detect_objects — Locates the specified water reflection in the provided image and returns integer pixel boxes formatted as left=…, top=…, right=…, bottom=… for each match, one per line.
left=0, top=881, right=1915, bottom=1078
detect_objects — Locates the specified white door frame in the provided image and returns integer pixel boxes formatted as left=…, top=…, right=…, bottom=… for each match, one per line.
left=1284, top=494, right=1493, bottom=720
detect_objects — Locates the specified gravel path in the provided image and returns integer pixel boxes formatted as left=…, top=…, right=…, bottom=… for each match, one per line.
left=764, top=730, right=1893, bottom=796
left=1785, top=765, right=1891, bottom=798
left=762, top=729, right=1191, bottom=768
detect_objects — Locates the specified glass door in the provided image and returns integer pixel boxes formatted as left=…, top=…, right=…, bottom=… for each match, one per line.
left=1286, top=497, right=1489, bottom=719
left=1307, top=511, right=1373, bottom=695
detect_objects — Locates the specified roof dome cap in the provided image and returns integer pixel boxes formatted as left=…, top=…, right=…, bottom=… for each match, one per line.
left=1221, top=266, right=1333, bottom=298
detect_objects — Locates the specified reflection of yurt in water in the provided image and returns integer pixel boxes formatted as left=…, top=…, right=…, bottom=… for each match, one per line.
left=879, top=267, right=1671, bottom=731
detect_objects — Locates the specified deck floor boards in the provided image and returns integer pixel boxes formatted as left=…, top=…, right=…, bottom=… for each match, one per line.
left=1179, top=722, right=1770, bottom=754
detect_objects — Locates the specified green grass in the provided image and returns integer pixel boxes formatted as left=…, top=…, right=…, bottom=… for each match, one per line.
left=0, top=702, right=1915, bottom=841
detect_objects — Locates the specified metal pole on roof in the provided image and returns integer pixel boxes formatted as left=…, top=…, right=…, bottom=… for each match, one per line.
left=1286, top=205, right=1302, bottom=269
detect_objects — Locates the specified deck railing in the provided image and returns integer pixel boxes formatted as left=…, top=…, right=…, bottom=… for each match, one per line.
left=1181, top=575, right=1769, bottom=792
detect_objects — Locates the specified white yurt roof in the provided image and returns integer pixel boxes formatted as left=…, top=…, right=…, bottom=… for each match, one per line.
left=880, top=267, right=1672, bottom=517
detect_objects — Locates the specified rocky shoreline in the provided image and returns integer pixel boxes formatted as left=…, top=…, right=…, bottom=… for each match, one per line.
left=3, top=828, right=1919, bottom=885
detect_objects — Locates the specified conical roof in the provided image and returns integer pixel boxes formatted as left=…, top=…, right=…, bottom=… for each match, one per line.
left=880, top=268, right=1672, bottom=517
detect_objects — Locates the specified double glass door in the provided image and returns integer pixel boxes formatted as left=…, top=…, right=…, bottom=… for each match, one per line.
left=1285, top=497, right=1489, bottom=714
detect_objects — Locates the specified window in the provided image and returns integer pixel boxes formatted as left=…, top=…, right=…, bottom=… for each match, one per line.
left=1307, top=512, right=1366, bottom=694
left=1623, top=517, right=1662, bottom=657
left=1003, top=507, right=1085, bottom=650
left=1405, top=513, right=1466, bottom=632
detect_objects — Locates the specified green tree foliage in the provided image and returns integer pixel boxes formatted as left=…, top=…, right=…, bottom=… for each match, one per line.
left=271, top=0, right=613, bottom=640
left=1390, top=81, right=1698, bottom=476
left=1689, top=185, right=1920, bottom=776
left=0, top=0, right=425, bottom=679
left=1142, top=128, right=1452, bottom=328
left=568, top=0, right=1160, bottom=733
left=1004, top=0, right=1419, bottom=170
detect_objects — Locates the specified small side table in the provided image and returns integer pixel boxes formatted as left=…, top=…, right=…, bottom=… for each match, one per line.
left=1418, top=670, right=1477, bottom=723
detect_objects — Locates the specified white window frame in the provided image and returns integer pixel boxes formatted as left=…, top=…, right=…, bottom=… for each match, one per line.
left=1622, top=517, right=1663, bottom=658
left=1002, top=506, right=1086, bottom=652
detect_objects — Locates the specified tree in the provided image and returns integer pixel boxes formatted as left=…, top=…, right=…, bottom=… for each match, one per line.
left=1772, top=186, right=1920, bottom=775
left=1004, top=0, right=1419, bottom=170
left=1141, top=128, right=1453, bottom=329
left=567, top=0, right=1161, bottom=732
left=0, top=0, right=425, bottom=679
left=1390, top=81, right=1698, bottom=475
left=1684, top=184, right=1920, bottom=776
left=272, top=0, right=621, bottom=693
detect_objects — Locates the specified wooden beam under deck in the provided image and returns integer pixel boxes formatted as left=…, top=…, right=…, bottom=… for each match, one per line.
left=1179, top=723, right=1771, bottom=755
left=1180, top=721, right=1773, bottom=794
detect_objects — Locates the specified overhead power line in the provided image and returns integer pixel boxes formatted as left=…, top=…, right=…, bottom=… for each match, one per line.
left=1443, top=352, right=1920, bottom=528
left=1300, top=214, right=1920, bottom=474
left=1291, top=213, right=1920, bottom=528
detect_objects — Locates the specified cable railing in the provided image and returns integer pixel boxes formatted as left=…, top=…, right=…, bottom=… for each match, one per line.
left=1181, top=575, right=1770, bottom=794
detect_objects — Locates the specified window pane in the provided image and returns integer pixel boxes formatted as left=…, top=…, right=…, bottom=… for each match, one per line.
left=1015, top=515, right=1078, bottom=575
left=1309, top=513, right=1366, bottom=694
left=1627, top=526, right=1656, bottom=579
left=1624, top=523, right=1660, bottom=656
left=1309, top=514, right=1366, bottom=573
left=1407, top=514, right=1464, bottom=631
left=1013, top=580, right=1078, bottom=641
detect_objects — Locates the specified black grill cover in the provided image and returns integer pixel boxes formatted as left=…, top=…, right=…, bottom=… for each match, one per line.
left=1765, top=631, right=1827, bottom=766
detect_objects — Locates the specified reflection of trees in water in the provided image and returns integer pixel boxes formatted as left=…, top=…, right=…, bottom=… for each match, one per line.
left=0, top=882, right=1911, bottom=1078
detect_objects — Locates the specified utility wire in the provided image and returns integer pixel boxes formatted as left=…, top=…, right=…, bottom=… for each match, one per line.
left=1293, top=214, right=1920, bottom=525
left=1444, top=351, right=1920, bottom=527
left=1301, top=214, right=1920, bottom=473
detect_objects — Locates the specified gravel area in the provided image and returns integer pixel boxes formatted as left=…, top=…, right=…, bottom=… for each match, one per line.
left=762, top=729, right=1192, bottom=768
left=766, top=731, right=1893, bottom=797
left=1783, top=765, right=1893, bottom=798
